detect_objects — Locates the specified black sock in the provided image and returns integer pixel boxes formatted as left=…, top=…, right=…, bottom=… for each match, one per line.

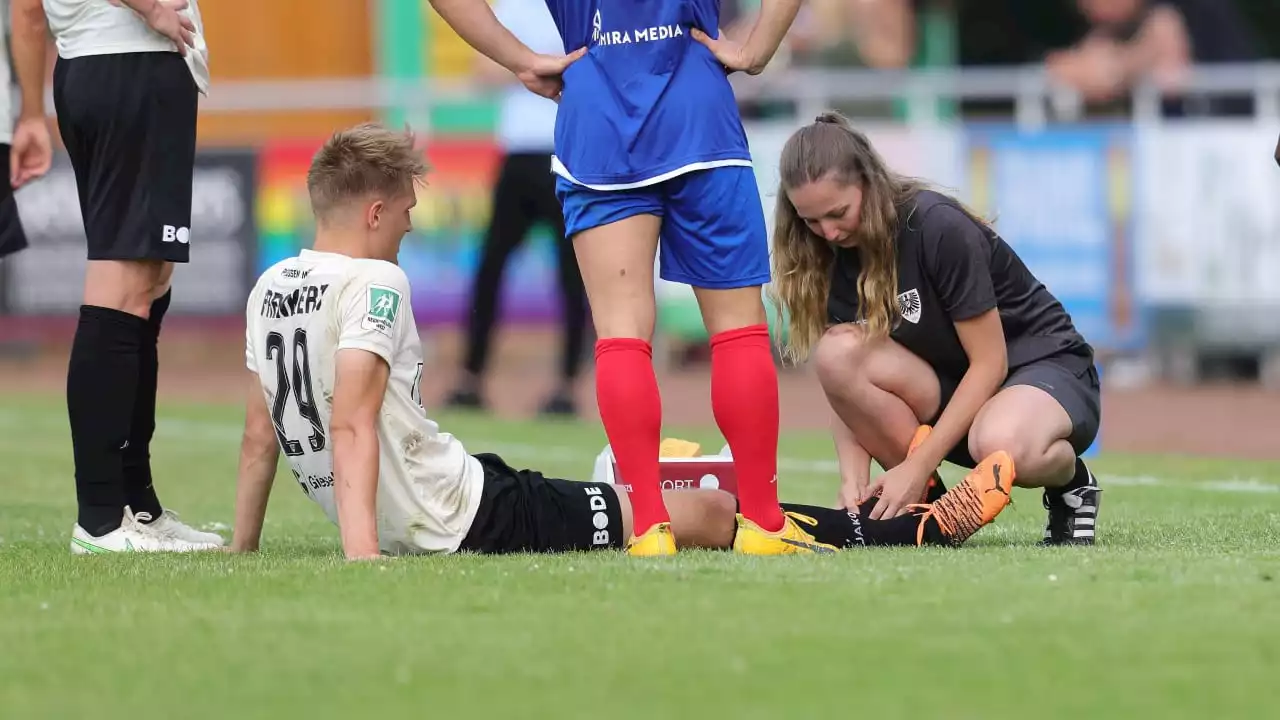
left=1049, top=458, right=1091, bottom=496
left=859, top=512, right=947, bottom=546
left=68, top=306, right=148, bottom=536
left=123, top=290, right=171, bottom=521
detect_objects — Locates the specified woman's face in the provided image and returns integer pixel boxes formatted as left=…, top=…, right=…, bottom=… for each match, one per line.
left=786, top=175, right=864, bottom=248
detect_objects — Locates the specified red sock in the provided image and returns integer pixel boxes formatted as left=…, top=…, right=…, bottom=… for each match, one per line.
left=711, top=324, right=784, bottom=532
left=595, top=338, right=668, bottom=535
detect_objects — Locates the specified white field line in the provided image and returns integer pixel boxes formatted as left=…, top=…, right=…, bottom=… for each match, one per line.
left=1, top=412, right=1276, bottom=495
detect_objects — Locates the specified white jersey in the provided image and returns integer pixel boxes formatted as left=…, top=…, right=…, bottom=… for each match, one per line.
left=42, top=0, right=210, bottom=95
left=244, top=249, right=484, bottom=555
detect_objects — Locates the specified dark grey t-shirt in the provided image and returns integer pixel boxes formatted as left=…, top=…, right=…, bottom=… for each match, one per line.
left=827, top=190, right=1092, bottom=381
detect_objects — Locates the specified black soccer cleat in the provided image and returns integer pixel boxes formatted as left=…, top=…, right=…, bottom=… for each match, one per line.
left=1040, top=467, right=1101, bottom=546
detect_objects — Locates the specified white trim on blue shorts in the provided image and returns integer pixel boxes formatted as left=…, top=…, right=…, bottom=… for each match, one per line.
left=550, top=156, right=754, bottom=191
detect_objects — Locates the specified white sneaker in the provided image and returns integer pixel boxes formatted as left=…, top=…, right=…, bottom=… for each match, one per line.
left=147, top=509, right=226, bottom=547
left=70, top=507, right=221, bottom=555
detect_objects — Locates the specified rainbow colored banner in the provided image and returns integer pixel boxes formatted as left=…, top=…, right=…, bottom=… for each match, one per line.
left=255, top=138, right=564, bottom=325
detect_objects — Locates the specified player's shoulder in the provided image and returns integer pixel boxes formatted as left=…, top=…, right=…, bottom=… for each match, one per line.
left=337, top=259, right=412, bottom=305
left=344, top=258, right=411, bottom=288
left=904, top=190, right=989, bottom=242
left=904, top=189, right=964, bottom=227
left=247, top=258, right=294, bottom=299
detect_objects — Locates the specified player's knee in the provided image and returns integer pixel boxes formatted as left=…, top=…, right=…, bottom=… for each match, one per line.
left=697, top=489, right=738, bottom=548
left=593, top=313, right=656, bottom=343
left=706, top=488, right=737, bottom=522
left=967, top=420, right=1035, bottom=473
left=83, top=260, right=168, bottom=318
left=588, top=289, right=656, bottom=340
left=693, top=285, right=766, bottom=336
left=814, top=324, right=870, bottom=390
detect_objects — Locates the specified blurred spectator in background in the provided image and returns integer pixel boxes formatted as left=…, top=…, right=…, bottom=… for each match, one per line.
left=445, top=0, right=588, bottom=417
left=2, top=0, right=51, bottom=260
left=1046, top=0, right=1258, bottom=117
left=783, top=0, right=918, bottom=68
left=731, top=0, right=920, bottom=120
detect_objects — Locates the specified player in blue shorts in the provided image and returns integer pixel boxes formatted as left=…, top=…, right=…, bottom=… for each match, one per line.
left=428, top=0, right=822, bottom=557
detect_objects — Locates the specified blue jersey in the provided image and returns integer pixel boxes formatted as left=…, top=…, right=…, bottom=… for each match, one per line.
left=544, top=0, right=753, bottom=189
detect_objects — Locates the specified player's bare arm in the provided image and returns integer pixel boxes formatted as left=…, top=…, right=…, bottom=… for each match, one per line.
left=830, top=407, right=873, bottom=510
left=230, top=377, right=281, bottom=553
left=330, top=348, right=391, bottom=561
left=691, top=0, right=803, bottom=75
left=869, top=308, right=1007, bottom=520
left=427, top=0, right=585, bottom=100
left=8, top=0, right=53, bottom=188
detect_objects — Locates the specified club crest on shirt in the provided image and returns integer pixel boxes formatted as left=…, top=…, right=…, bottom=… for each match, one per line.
left=897, top=288, right=922, bottom=324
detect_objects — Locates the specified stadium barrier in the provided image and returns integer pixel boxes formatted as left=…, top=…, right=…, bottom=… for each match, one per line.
left=3, top=117, right=1279, bottom=381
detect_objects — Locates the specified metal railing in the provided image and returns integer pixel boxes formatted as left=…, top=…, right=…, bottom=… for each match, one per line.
left=116, top=61, right=1280, bottom=130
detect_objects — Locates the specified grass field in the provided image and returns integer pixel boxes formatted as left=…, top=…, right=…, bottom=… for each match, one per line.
left=3, top=391, right=1279, bottom=719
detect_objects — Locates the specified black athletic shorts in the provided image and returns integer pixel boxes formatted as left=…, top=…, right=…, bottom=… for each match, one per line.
left=458, top=453, right=626, bottom=554
left=935, top=350, right=1102, bottom=468
left=52, top=52, right=198, bottom=263
left=0, top=145, right=29, bottom=259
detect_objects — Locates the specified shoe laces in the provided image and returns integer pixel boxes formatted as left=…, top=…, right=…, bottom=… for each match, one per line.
left=912, top=478, right=1012, bottom=547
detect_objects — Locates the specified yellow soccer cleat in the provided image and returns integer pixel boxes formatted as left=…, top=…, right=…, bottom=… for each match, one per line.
left=626, top=522, right=677, bottom=557
left=732, top=513, right=838, bottom=555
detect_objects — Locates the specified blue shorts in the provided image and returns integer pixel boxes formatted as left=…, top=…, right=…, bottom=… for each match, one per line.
left=555, top=166, right=770, bottom=290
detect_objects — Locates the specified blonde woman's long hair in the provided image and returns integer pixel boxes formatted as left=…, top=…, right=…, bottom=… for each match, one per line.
left=769, top=111, right=932, bottom=364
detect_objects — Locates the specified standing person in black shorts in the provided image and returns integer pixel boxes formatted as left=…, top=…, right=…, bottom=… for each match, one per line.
left=445, top=0, right=587, bottom=417
left=2, top=1, right=57, bottom=260
left=768, top=112, right=1103, bottom=546
left=17, top=0, right=223, bottom=553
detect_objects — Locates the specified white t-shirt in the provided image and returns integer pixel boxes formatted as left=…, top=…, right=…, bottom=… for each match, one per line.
left=42, top=0, right=210, bottom=95
left=244, top=249, right=485, bottom=555
left=493, top=0, right=559, bottom=154
left=0, top=10, right=13, bottom=146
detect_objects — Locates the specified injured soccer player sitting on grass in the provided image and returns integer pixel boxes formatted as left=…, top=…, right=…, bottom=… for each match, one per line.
left=227, top=122, right=1013, bottom=560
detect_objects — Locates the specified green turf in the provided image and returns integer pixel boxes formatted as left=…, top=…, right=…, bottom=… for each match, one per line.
left=2, top=392, right=1278, bottom=719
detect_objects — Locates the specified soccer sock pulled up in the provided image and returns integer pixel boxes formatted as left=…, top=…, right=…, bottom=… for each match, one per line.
left=595, top=338, right=668, bottom=535
left=711, top=324, right=784, bottom=533
left=68, top=306, right=147, bottom=536
left=123, top=289, right=172, bottom=520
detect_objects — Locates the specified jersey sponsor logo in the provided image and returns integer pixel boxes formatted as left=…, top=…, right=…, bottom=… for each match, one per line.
left=362, top=284, right=402, bottom=336
left=897, top=288, right=922, bottom=324
left=261, top=284, right=329, bottom=319
left=591, top=8, right=684, bottom=48
left=584, top=485, right=612, bottom=546
left=162, top=225, right=190, bottom=244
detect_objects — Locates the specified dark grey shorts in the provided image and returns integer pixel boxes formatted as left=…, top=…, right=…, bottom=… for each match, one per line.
left=934, top=351, right=1101, bottom=468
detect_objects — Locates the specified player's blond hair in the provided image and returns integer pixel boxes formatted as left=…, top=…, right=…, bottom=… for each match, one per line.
left=306, top=122, right=429, bottom=219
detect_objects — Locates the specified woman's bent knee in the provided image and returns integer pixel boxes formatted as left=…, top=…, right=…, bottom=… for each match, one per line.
left=813, top=325, right=869, bottom=385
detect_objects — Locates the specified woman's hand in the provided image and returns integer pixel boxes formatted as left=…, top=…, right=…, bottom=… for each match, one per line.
left=515, top=47, right=587, bottom=101
left=866, top=457, right=933, bottom=520
left=690, top=28, right=765, bottom=75
left=836, top=475, right=872, bottom=512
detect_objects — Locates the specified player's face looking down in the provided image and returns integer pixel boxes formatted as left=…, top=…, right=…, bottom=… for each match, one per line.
left=786, top=175, right=863, bottom=248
